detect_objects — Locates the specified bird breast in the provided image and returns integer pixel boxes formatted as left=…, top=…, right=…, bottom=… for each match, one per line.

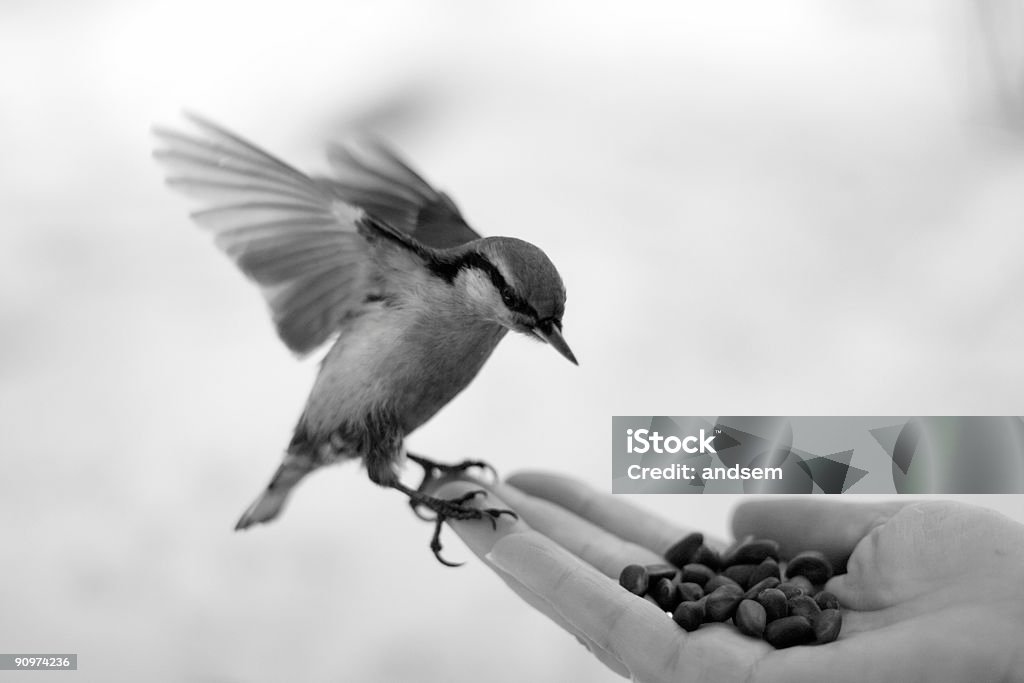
left=302, top=295, right=508, bottom=441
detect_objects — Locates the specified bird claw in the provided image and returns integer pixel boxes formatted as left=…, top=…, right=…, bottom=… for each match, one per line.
left=430, top=519, right=467, bottom=568
left=407, top=454, right=499, bottom=489
left=409, top=497, right=438, bottom=521
left=407, top=488, right=515, bottom=567
left=483, top=507, right=518, bottom=531
left=407, top=455, right=497, bottom=523
left=399, top=455, right=510, bottom=564
left=448, top=460, right=497, bottom=484
left=475, top=461, right=499, bottom=484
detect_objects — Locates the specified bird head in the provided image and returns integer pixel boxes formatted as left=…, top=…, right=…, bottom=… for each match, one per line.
left=450, top=237, right=577, bottom=365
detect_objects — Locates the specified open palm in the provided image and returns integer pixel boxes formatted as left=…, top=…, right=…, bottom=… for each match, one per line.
left=436, top=473, right=1024, bottom=682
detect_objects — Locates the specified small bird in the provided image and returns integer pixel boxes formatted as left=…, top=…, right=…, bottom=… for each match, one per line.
left=153, top=114, right=576, bottom=564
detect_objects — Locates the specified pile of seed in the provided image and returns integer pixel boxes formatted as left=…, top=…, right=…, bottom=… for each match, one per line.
left=618, top=532, right=843, bottom=648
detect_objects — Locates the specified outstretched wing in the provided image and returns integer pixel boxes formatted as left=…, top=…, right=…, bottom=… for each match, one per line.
left=153, top=113, right=393, bottom=355
left=323, top=138, right=481, bottom=249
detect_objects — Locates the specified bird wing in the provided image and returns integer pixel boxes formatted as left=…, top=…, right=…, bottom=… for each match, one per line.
left=152, top=113, right=433, bottom=356
left=322, top=138, right=482, bottom=249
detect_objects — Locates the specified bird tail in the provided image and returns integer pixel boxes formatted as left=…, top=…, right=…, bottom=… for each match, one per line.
left=235, top=453, right=315, bottom=530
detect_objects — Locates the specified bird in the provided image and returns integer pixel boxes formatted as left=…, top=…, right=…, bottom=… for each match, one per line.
left=152, top=113, right=577, bottom=565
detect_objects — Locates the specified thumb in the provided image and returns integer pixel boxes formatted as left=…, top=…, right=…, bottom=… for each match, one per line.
left=730, top=499, right=907, bottom=571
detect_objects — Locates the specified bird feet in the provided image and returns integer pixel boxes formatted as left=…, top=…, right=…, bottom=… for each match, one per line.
left=397, top=485, right=517, bottom=567
left=406, top=453, right=498, bottom=521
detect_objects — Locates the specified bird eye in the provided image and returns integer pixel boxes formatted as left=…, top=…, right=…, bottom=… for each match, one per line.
left=500, top=287, right=516, bottom=307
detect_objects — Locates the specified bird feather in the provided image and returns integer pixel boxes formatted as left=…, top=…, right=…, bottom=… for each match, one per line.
left=153, top=113, right=464, bottom=355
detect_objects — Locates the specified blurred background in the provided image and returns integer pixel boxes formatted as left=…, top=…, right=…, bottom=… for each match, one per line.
left=2, top=0, right=1024, bottom=680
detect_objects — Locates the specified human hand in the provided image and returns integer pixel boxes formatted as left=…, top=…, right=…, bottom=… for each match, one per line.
left=436, top=472, right=1024, bottom=682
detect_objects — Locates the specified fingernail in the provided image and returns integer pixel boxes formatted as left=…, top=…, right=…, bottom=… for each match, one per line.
left=484, top=549, right=510, bottom=574
left=485, top=534, right=524, bottom=575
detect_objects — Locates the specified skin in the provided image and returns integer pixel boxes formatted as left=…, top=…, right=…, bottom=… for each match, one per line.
left=435, top=473, right=1024, bottom=683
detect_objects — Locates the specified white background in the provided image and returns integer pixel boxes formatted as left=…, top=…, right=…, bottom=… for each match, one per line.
left=2, top=1, right=1023, bottom=681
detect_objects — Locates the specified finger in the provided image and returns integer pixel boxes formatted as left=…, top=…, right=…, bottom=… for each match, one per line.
left=492, top=563, right=631, bottom=679
left=435, top=481, right=630, bottom=677
left=489, top=531, right=761, bottom=683
left=572, top=633, right=631, bottom=679
left=506, top=471, right=728, bottom=555
left=731, top=499, right=908, bottom=569
left=487, top=480, right=664, bottom=578
left=433, top=479, right=529, bottom=556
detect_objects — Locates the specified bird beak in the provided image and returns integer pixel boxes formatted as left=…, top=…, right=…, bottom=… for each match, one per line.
left=533, top=324, right=578, bottom=366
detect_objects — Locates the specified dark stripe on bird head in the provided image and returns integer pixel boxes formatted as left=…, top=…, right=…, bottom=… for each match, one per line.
left=429, top=251, right=538, bottom=320
left=359, top=213, right=539, bottom=320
